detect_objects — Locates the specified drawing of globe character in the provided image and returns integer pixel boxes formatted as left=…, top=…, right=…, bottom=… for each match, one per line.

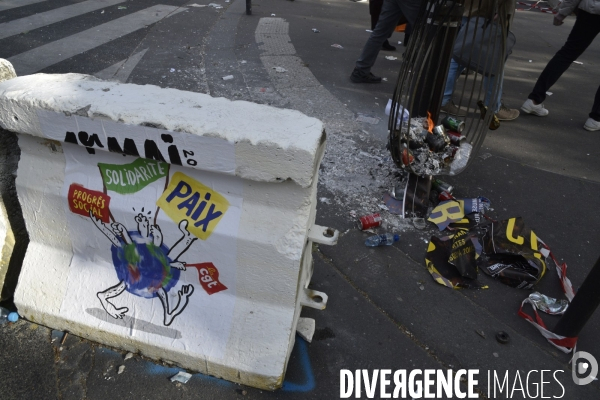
left=90, top=211, right=197, bottom=326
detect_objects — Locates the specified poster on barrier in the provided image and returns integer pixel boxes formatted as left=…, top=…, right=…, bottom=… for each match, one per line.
left=40, top=111, right=243, bottom=360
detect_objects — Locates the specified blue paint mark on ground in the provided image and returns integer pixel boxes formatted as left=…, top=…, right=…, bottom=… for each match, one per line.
left=282, top=337, right=315, bottom=392
left=145, top=361, right=233, bottom=387
left=140, top=335, right=315, bottom=392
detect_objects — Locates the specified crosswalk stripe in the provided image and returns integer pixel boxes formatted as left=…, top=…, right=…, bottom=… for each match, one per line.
left=0, top=0, right=125, bottom=41
left=8, top=4, right=186, bottom=76
left=94, top=48, right=149, bottom=82
left=0, top=0, right=46, bottom=12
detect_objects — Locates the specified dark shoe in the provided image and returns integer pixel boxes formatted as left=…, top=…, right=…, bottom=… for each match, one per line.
left=440, top=100, right=467, bottom=117
left=382, top=40, right=396, bottom=51
left=495, top=103, right=520, bottom=121
left=350, top=68, right=382, bottom=83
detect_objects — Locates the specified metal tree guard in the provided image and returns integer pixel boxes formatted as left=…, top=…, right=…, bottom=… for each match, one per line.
left=389, top=0, right=511, bottom=176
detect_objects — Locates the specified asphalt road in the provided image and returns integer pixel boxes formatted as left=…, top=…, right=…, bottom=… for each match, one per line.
left=1, top=0, right=600, bottom=399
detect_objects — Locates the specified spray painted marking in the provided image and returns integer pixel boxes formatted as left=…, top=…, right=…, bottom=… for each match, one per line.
left=94, top=48, right=148, bottom=82
left=0, top=0, right=125, bottom=40
left=8, top=4, right=186, bottom=75
left=0, top=0, right=46, bottom=12
left=282, top=337, right=316, bottom=392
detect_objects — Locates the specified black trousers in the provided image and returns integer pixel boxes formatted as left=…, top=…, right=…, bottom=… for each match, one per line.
left=528, top=10, right=600, bottom=121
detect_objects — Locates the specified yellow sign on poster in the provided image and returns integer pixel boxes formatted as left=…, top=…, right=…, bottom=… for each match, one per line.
left=157, top=172, right=230, bottom=240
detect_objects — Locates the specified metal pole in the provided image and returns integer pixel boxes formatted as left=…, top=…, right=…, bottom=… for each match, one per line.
left=246, top=0, right=251, bottom=15
left=553, top=256, right=600, bottom=338
left=411, top=1, right=463, bottom=121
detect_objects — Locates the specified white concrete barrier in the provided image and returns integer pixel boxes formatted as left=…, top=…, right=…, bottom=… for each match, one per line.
left=0, top=197, right=15, bottom=296
left=0, top=73, right=336, bottom=389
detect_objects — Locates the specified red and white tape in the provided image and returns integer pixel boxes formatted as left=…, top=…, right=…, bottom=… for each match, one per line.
left=518, top=240, right=577, bottom=352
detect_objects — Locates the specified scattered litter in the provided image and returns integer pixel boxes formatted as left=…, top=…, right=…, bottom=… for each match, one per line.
left=222, top=75, right=234, bottom=80
left=331, top=44, right=344, bottom=49
left=398, top=41, right=402, bottom=44
left=493, top=352, right=499, bottom=358
left=61, top=332, right=69, bottom=345
left=170, top=68, right=175, bottom=72
left=208, top=3, right=223, bottom=8
left=170, top=371, right=193, bottom=384
left=101, top=10, right=104, bottom=14
left=240, top=60, right=247, bottom=64
left=124, top=352, right=134, bottom=361
left=385, top=56, right=398, bottom=61
left=475, top=329, right=486, bottom=339
left=479, top=152, right=492, bottom=160
left=495, top=331, right=510, bottom=344
left=366, top=29, right=373, bottom=32
left=413, top=217, right=427, bottom=230
left=419, top=284, right=425, bottom=291
left=382, top=193, right=403, bottom=215
left=528, top=60, right=532, bottom=62
left=382, top=77, right=388, bottom=81
left=189, top=3, right=207, bottom=6
left=573, top=61, right=583, bottom=65
left=118, top=6, right=127, bottom=9
left=118, top=365, right=125, bottom=374
left=546, top=91, right=553, bottom=96
left=356, top=114, right=380, bottom=125
left=319, top=197, right=332, bottom=204
left=272, top=66, right=287, bottom=73
left=312, top=28, right=320, bottom=33
left=365, top=233, right=400, bottom=247
left=428, top=197, right=490, bottom=231
left=390, top=185, right=405, bottom=200
left=529, top=292, right=568, bottom=315
left=358, top=213, right=382, bottom=230
left=479, top=218, right=546, bottom=289
left=425, top=235, right=487, bottom=290
left=0, top=307, right=18, bottom=323
left=271, top=13, right=276, bottom=16
left=385, top=99, right=410, bottom=126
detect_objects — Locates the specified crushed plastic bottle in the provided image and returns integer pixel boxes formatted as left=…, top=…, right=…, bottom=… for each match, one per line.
left=365, top=233, right=400, bottom=247
left=0, top=306, right=18, bottom=323
left=449, top=142, right=472, bottom=175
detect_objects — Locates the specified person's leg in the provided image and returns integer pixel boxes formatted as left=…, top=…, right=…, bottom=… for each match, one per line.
left=355, top=0, right=420, bottom=73
left=355, top=0, right=405, bottom=72
left=590, top=84, right=600, bottom=121
left=441, top=17, right=468, bottom=107
left=484, top=70, right=503, bottom=113
left=584, top=84, right=600, bottom=130
left=442, top=58, right=462, bottom=106
left=370, top=0, right=383, bottom=30
left=528, top=10, right=600, bottom=104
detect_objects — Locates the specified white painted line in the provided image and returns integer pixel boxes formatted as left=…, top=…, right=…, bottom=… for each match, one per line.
left=0, top=0, right=46, bottom=12
left=0, top=0, right=125, bottom=40
left=94, top=48, right=149, bottom=82
left=8, top=5, right=185, bottom=75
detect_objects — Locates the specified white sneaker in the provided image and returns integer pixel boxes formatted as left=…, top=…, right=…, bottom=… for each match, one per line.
left=584, top=118, right=600, bottom=131
left=521, top=99, right=549, bottom=116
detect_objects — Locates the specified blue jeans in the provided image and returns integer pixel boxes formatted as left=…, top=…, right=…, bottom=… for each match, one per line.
left=442, top=17, right=503, bottom=113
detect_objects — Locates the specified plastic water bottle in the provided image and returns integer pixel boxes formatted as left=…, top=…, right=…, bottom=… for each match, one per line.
left=364, top=233, right=400, bottom=247
left=0, top=306, right=19, bottom=324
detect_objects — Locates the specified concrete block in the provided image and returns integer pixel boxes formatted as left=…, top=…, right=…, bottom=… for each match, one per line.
left=0, top=74, right=335, bottom=390
left=0, top=59, right=16, bottom=83
left=0, top=197, right=15, bottom=295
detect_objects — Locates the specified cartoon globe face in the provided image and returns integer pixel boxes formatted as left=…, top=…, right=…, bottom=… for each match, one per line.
left=111, top=231, right=180, bottom=299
